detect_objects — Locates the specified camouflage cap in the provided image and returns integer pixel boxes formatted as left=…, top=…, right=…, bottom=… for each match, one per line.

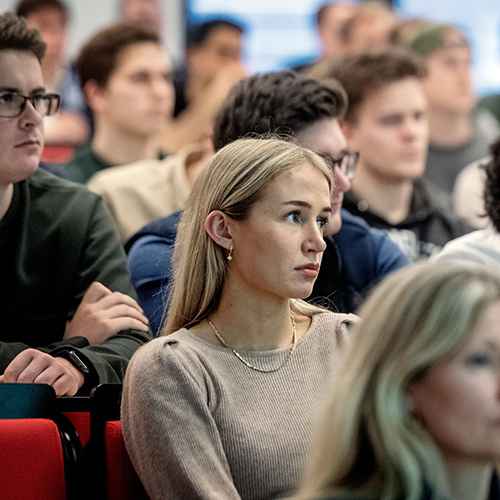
left=409, top=24, right=469, bottom=56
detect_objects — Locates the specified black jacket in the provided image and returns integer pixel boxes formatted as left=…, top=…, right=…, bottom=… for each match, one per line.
left=343, top=179, right=474, bottom=262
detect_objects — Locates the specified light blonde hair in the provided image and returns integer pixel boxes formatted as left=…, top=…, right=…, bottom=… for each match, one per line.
left=298, top=260, right=500, bottom=500
left=164, top=137, right=333, bottom=335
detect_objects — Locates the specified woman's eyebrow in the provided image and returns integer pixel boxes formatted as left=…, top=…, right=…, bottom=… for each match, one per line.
left=282, top=200, right=332, bottom=213
left=283, top=200, right=310, bottom=208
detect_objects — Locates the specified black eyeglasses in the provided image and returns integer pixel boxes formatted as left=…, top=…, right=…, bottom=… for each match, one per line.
left=0, top=92, right=60, bottom=118
left=320, top=150, right=360, bottom=180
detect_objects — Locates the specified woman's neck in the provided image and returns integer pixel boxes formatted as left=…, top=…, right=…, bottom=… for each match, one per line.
left=443, top=456, right=493, bottom=500
left=199, top=272, right=315, bottom=352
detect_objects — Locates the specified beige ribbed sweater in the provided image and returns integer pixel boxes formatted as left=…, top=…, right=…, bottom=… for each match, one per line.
left=121, top=312, right=354, bottom=500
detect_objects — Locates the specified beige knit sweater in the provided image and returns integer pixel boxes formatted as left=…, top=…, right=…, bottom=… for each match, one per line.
left=121, top=312, right=355, bottom=500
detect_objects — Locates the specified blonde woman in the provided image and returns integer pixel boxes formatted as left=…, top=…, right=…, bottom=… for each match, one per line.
left=121, top=137, right=356, bottom=500
left=298, top=261, right=500, bottom=500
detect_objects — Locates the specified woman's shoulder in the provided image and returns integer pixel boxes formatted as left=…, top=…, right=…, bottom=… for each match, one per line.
left=306, top=311, right=359, bottom=346
left=313, top=311, right=359, bottom=331
left=127, top=329, right=208, bottom=375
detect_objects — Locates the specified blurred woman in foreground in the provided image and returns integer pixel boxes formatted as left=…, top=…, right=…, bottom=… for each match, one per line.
left=122, top=137, right=356, bottom=499
left=299, top=261, right=500, bottom=500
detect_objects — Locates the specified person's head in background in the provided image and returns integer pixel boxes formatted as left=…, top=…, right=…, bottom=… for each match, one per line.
left=165, top=137, right=332, bottom=334
left=316, top=2, right=355, bottom=58
left=186, top=19, right=244, bottom=87
left=120, top=0, right=163, bottom=37
left=212, top=70, right=354, bottom=236
left=484, top=137, right=500, bottom=234
left=341, top=0, right=396, bottom=54
left=408, top=23, right=475, bottom=120
left=389, top=18, right=433, bottom=47
left=298, top=260, right=500, bottom=500
left=15, top=0, right=67, bottom=82
left=76, top=23, right=174, bottom=159
left=0, top=12, right=59, bottom=203
left=310, top=49, right=428, bottom=193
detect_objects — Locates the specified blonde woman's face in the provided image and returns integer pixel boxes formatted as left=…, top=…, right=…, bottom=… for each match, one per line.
left=408, top=301, right=500, bottom=464
left=227, top=162, right=331, bottom=301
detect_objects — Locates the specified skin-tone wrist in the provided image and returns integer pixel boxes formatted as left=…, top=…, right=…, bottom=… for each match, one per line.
left=55, top=357, right=85, bottom=390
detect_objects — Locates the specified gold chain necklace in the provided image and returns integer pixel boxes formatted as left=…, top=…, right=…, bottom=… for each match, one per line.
left=206, top=314, right=297, bottom=373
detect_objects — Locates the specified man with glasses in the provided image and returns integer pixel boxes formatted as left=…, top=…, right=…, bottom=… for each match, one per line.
left=312, top=49, right=473, bottom=261
left=126, top=71, right=408, bottom=334
left=0, top=12, right=151, bottom=396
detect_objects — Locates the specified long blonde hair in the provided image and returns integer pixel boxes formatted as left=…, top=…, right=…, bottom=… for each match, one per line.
left=298, top=261, right=500, bottom=500
left=164, top=137, right=333, bottom=335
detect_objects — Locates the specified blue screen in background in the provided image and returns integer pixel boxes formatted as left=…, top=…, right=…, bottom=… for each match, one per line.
left=188, top=0, right=500, bottom=96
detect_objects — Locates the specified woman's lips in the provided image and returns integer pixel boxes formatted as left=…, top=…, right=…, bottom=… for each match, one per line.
left=295, top=263, right=320, bottom=278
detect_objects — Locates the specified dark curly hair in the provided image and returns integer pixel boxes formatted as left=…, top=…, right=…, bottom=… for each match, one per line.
left=484, top=137, right=500, bottom=233
left=0, top=11, right=46, bottom=61
left=212, top=70, right=348, bottom=151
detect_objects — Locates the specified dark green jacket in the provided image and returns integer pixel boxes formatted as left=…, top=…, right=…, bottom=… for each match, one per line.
left=0, top=168, right=152, bottom=393
left=63, top=146, right=110, bottom=184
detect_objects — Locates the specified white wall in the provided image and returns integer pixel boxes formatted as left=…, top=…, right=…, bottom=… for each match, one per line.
left=0, top=0, right=185, bottom=65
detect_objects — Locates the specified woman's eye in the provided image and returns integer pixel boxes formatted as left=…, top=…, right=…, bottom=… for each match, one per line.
left=285, top=212, right=301, bottom=223
left=316, top=217, right=329, bottom=229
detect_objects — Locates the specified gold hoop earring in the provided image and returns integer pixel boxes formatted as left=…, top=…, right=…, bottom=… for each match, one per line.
left=227, top=243, right=233, bottom=261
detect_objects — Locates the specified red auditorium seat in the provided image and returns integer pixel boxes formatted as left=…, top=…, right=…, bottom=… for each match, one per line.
left=0, top=418, right=67, bottom=500
left=105, top=420, right=149, bottom=500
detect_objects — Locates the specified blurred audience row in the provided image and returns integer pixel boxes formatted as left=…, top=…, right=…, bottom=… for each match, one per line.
left=2, top=1, right=500, bottom=498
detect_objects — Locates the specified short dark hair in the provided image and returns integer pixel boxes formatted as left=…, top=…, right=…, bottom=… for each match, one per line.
left=187, top=19, right=244, bottom=49
left=76, top=23, right=161, bottom=90
left=309, top=48, right=426, bottom=122
left=339, top=1, right=393, bottom=44
left=212, top=70, right=348, bottom=151
left=484, top=138, right=500, bottom=233
left=0, top=11, right=46, bottom=61
left=15, top=0, right=68, bottom=23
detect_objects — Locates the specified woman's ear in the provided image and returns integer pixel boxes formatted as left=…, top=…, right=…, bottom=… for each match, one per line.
left=205, top=210, right=233, bottom=250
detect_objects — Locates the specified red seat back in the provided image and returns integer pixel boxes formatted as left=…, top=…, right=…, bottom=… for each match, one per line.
left=63, top=411, right=91, bottom=448
left=104, top=420, right=149, bottom=500
left=0, top=418, right=67, bottom=500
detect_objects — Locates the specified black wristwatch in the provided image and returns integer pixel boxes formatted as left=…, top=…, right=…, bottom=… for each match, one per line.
left=57, top=350, right=90, bottom=375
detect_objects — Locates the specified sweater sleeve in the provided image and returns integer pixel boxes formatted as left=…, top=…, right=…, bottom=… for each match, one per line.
left=53, top=192, right=152, bottom=392
left=121, top=339, right=242, bottom=500
left=71, top=196, right=138, bottom=310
